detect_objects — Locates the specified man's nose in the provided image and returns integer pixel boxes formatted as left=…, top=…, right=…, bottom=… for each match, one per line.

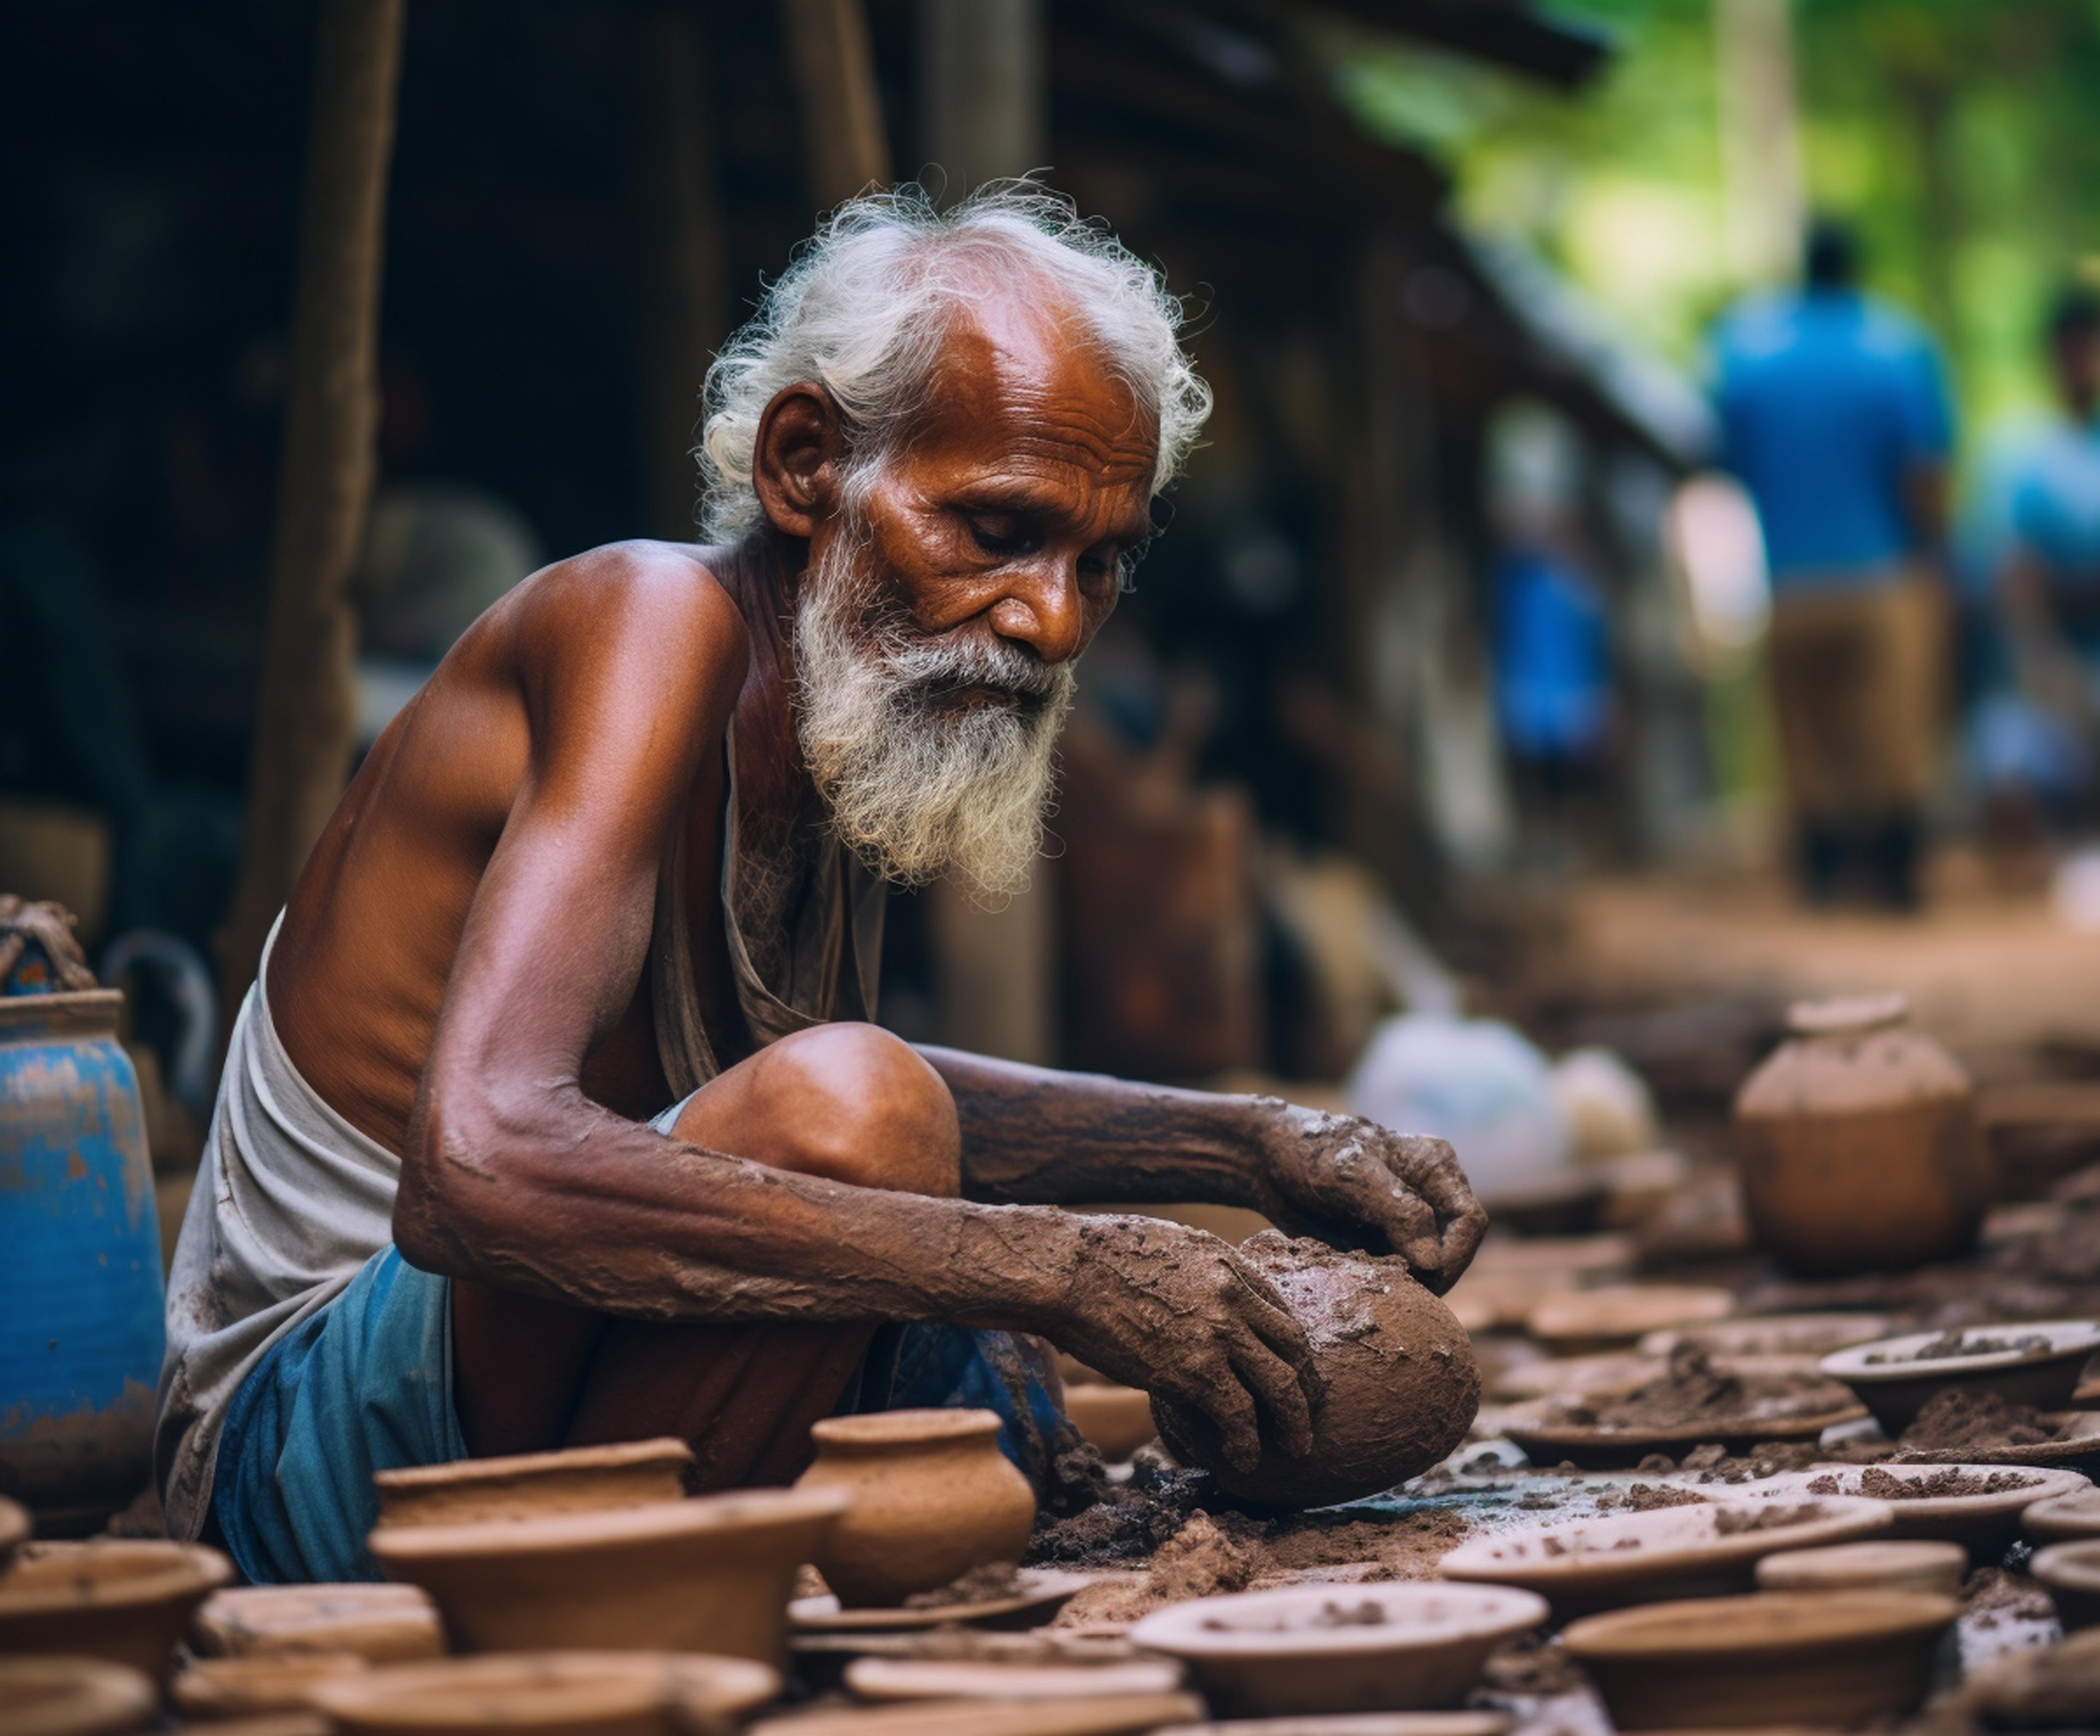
left=986, top=560, right=1087, bottom=664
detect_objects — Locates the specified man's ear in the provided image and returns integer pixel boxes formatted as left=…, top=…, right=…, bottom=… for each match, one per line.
left=752, top=383, right=844, bottom=539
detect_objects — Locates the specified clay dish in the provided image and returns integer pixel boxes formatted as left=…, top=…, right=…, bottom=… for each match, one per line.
left=1638, top=1313, right=1893, bottom=1359
left=842, top=1658, right=1186, bottom=1700
left=371, top=1436, right=693, bottom=1528
left=191, top=1582, right=445, bottom=1661
left=1899, top=1407, right=2100, bottom=1468
left=1489, top=1353, right=1665, bottom=1403
left=177, top=1720, right=330, bottom=1736
left=789, top=1566, right=1095, bottom=1632
left=1500, top=1392, right=1864, bottom=1471
left=2033, top=1539, right=2100, bottom=1630
left=1150, top=1718, right=1513, bottom=1736
left=307, top=1651, right=779, bottom=1736
left=744, top=1693, right=1205, bottom=1735
left=171, top=1651, right=368, bottom=1719
left=2026, top=1486, right=2100, bottom=1544
left=1467, top=1234, right=1635, bottom=1281
left=0, top=1656, right=156, bottom=1736
left=1819, top=1320, right=2100, bottom=1433
left=1062, top=1386, right=1158, bottom=1461
left=1526, top=1285, right=1736, bottom=1355
left=1436, top=1495, right=1894, bottom=1616
left=1561, top=1589, right=1958, bottom=1729
left=369, top=1488, right=848, bottom=1667
left=1753, top=1539, right=1967, bottom=1598
left=1746, top=1462, right=2088, bottom=1550
left=1129, top=1582, right=1548, bottom=1717
left=0, top=1540, right=233, bottom=1681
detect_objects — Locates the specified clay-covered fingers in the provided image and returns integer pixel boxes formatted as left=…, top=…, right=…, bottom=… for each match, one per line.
left=1388, top=1133, right=1488, bottom=1291
left=1215, top=1261, right=1318, bottom=1458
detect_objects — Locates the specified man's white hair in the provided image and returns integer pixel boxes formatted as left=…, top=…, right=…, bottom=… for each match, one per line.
left=697, top=182, right=1211, bottom=542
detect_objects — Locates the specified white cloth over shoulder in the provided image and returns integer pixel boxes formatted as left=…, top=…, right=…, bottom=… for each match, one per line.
left=155, top=917, right=401, bottom=1543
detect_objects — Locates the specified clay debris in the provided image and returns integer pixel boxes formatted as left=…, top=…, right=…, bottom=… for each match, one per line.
left=902, top=1562, right=1027, bottom=1609
left=1805, top=1466, right=2034, bottom=1499
left=1550, top=1350, right=1848, bottom=1430
left=1711, top=1502, right=1825, bottom=1535
left=1899, top=1388, right=2068, bottom=1449
left=1862, top=1330, right=2050, bottom=1365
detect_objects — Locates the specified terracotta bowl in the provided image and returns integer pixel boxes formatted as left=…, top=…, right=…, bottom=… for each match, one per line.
left=1753, top=1539, right=1967, bottom=1598
left=1129, top=1582, right=1548, bottom=1717
left=1818, top=1320, right=2100, bottom=1434
left=307, top=1651, right=780, bottom=1736
left=1063, top=1386, right=1158, bottom=1461
left=0, top=1540, right=233, bottom=1681
left=1525, top=1285, right=1736, bottom=1355
left=369, top=1489, right=848, bottom=1667
left=1561, top=1590, right=1958, bottom=1729
left=171, top=1651, right=369, bottom=1719
left=372, top=1437, right=694, bottom=1529
left=0, top=1655, right=157, bottom=1736
left=2033, top=1539, right=2100, bottom=1630
left=192, top=1582, right=445, bottom=1661
left=1743, top=1463, right=2090, bottom=1551
left=2025, top=1486, right=2100, bottom=1545
left=1436, top=1495, right=1893, bottom=1617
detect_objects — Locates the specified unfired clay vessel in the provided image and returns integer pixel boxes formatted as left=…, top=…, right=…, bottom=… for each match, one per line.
left=191, top=1582, right=445, bottom=1662
left=2026, top=1486, right=2100, bottom=1545
left=2033, top=1539, right=2100, bottom=1630
left=1150, top=1234, right=1479, bottom=1508
left=794, top=1408, right=1035, bottom=1608
left=0, top=1540, right=232, bottom=1682
left=1734, top=993, right=1988, bottom=1275
left=307, top=1651, right=779, bottom=1736
left=1753, top=1539, right=1968, bottom=1598
left=170, top=1651, right=367, bottom=1720
left=369, top=1488, right=847, bottom=1668
left=1062, top=1386, right=1159, bottom=1462
left=372, top=1437, right=693, bottom=1529
left=0, top=1655, right=158, bottom=1736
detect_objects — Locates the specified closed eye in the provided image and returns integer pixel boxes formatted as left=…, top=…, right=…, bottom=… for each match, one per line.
left=965, top=513, right=1043, bottom=559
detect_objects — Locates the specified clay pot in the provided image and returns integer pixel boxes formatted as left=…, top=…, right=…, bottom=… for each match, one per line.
left=191, top=1583, right=445, bottom=1662
left=307, top=1652, right=780, bottom=1736
left=1754, top=1539, right=1967, bottom=1598
left=2034, top=1539, right=2100, bottom=1630
left=0, top=1656, right=157, bottom=1736
left=171, top=1652, right=367, bottom=1719
left=0, top=1540, right=232, bottom=1682
left=1129, top=1583, right=1548, bottom=1717
left=1734, top=993, right=1988, bottom=1276
left=369, top=1489, right=845, bottom=1668
left=1819, top=1320, right=2100, bottom=1433
left=793, top=1408, right=1035, bottom=1608
left=372, top=1437, right=693, bottom=1529
left=1149, top=1234, right=1480, bottom=1509
left=1062, top=1387, right=1158, bottom=1462
left=1561, top=1589, right=1959, bottom=1729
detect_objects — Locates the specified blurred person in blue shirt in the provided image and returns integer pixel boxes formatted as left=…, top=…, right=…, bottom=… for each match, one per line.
left=1714, top=220, right=1956, bottom=909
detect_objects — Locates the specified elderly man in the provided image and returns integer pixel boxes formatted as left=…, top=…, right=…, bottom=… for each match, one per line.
left=159, top=187, right=1485, bottom=1584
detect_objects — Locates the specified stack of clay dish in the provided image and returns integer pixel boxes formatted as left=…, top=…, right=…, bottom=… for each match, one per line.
left=842, top=1657, right=1185, bottom=1701
left=1753, top=1538, right=1967, bottom=1598
left=1128, top=1582, right=1549, bottom=1717
left=1151, top=1717, right=1513, bottom=1736
left=1561, top=1589, right=1959, bottom=1729
left=1637, top=1312, right=1893, bottom=1359
left=171, top=1651, right=368, bottom=1720
left=372, top=1436, right=693, bottom=1528
left=1735, top=1462, right=2088, bottom=1550
left=0, top=1539, right=232, bottom=1680
left=1818, top=1320, right=2100, bottom=1433
left=1525, top=1285, right=1735, bottom=1356
left=1061, top=1386, right=1158, bottom=1461
left=2025, top=1484, right=2100, bottom=1544
left=307, top=1651, right=779, bottom=1736
left=368, top=1487, right=848, bottom=1667
left=792, top=1408, right=1033, bottom=1606
left=744, top=1692, right=1205, bottom=1735
left=192, top=1583, right=445, bottom=1662
left=1436, top=1495, right=1892, bottom=1616
left=2033, top=1539, right=2100, bottom=1630
left=0, top=1655, right=156, bottom=1736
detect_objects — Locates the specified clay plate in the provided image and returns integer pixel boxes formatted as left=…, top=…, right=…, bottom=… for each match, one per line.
left=1753, top=1539, right=1967, bottom=1598
left=0, top=1540, right=234, bottom=1681
left=1151, top=1719, right=1513, bottom=1736
left=1129, top=1582, right=1549, bottom=1718
left=2025, top=1486, right=2100, bottom=1544
left=843, top=1658, right=1186, bottom=1701
left=790, top=1567, right=1096, bottom=1632
left=372, top=1436, right=693, bottom=1529
left=171, top=1651, right=368, bottom=1719
left=308, top=1651, right=780, bottom=1735
left=0, top=1655, right=158, bottom=1736
left=1500, top=1392, right=1864, bottom=1470
left=1561, top=1589, right=1958, bottom=1729
left=744, top=1692, right=1205, bottom=1735
left=1819, top=1320, right=2100, bottom=1434
left=2033, top=1539, right=2100, bottom=1630
left=1900, top=1408, right=2100, bottom=1469
left=1526, top=1285, right=1735, bottom=1354
left=192, top=1583, right=445, bottom=1661
left=1720, top=1462, right=2089, bottom=1550
left=1638, top=1313, right=1893, bottom=1359
left=1436, top=1495, right=1894, bottom=1615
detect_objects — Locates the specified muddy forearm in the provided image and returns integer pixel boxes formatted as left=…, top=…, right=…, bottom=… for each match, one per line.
left=918, top=1045, right=1270, bottom=1209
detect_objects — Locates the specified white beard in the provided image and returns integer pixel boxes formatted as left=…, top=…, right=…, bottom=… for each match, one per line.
left=791, top=522, right=1076, bottom=904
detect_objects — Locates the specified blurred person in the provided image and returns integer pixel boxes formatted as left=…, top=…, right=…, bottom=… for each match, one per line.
left=1713, top=220, right=1956, bottom=909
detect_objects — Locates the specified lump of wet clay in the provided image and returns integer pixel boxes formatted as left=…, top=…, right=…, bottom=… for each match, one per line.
left=1151, top=1231, right=1480, bottom=1508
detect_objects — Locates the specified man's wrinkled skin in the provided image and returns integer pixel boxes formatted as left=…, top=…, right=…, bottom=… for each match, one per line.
left=268, top=284, right=1486, bottom=1484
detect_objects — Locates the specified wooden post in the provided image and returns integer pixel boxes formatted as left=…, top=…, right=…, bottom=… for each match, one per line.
left=635, top=9, right=732, bottom=540
left=219, top=0, right=405, bottom=1010
left=779, top=0, right=891, bottom=210
left=917, top=0, right=1045, bottom=198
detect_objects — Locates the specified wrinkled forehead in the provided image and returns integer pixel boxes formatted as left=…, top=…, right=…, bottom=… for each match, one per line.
left=901, top=287, right=1159, bottom=495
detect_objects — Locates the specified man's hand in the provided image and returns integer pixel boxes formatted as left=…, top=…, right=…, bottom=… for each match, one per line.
left=1248, top=1103, right=1488, bottom=1294
left=1040, top=1216, right=1319, bottom=1474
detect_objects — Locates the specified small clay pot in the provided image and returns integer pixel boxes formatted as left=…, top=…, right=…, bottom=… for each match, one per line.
left=1062, top=1386, right=1158, bottom=1462
left=191, top=1583, right=445, bottom=1662
left=307, top=1651, right=780, bottom=1736
left=1754, top=1539, right=1967, bottom=1598
left=2034, top=1539, right=2100, bottom=1630
left=372, top=1437, right=693, bottom=1529
left=1150, top=1234, right=1480, bottom=1509
left=0, top=1540, right=232, bottom=1682
left=1562, top=1589, right=1959, bottom=1729
left=1734, top=994, right=1988, bottom=1276
left=171, top=1651, right=368, bottom=1719
left=370, top=1489, right=847, bottom=1668
left=793, top=1408, right=1035, bottom=1608
left=0, top=1655, right=156, bottom=1736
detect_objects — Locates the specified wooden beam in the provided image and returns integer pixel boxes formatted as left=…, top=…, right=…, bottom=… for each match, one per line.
left=780, top=0, right=891, bottom=210
left=918, top=0, right=1045, bottom=195
left=219, top=0, right=405, bottom=1010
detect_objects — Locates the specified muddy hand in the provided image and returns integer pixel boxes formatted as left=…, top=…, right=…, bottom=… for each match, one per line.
left=1046, top=1215, right=1319, bottom=1472
left=1253, top=1103, right=1488, bottom=1294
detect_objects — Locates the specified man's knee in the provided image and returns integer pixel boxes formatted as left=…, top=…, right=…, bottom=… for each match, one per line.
left=675, top=1022, right=961, bottom=1198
